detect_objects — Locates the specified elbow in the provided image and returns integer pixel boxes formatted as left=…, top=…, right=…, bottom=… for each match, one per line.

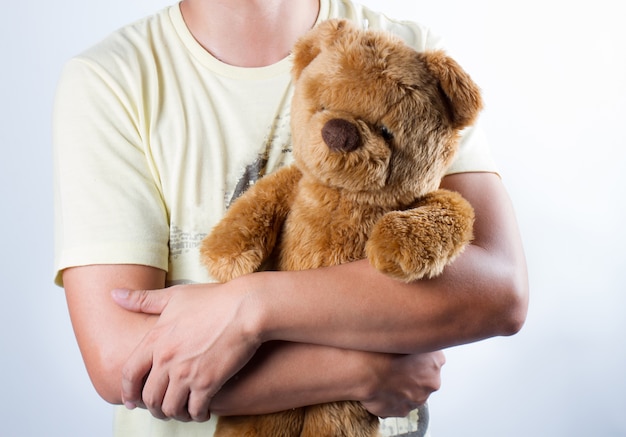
left=92, top=377, right=122, bottom=406
left=83, top=352, right=124, bottom=405
left=494, top=261, right=529, bottom=337
left=498, top=289, right=528, bottom=337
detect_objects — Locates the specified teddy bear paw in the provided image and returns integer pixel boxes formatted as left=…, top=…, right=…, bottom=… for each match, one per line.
left=365, top=210, right=462, bottom=282
left=200, top=245, right=264, bottom=283
left=366, top=239, right=447, bottom=282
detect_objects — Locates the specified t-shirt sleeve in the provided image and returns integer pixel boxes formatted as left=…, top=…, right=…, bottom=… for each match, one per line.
left=445, top=117, right=499, bottom=176
left=375, top=17, right=499, bottom=176
left=53, top=57, right=170, bottom=286
left=418, top=33, right=499, bottom=176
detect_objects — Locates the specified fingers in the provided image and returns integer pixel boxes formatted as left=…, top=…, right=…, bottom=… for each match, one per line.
left=121, top=330, right=214, bottom=422
left=361, top=350, right=446, bottom=418
left=158, top=372, right=212, bottom=422
left=111, top=287, right=172, bottom=314
left=123, top=369, right=213, bottom=422
left=187, top=388, right=212, bottom=422
left=121, top=354, right=213, bottom=421
left=142, top=372, right=170, bottom=420
left=426, top=351, right=445, bottom=394
left=161, top=384, right=192, bottom=422
left=432, top=350, right=446, bottom=367
left=121, top=342, right=154, bottom=410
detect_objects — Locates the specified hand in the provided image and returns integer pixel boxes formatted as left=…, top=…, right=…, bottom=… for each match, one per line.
left=361, top=351, right=445, bottom=418
left=111, top=283, right=262, bottom=422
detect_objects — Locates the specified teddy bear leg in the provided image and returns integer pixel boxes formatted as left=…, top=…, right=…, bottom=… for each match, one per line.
left=366, top=189, right=474, bottom=282
left=300, top=402, right=380, bottom=437
left=215, top=409, right=305, bottom=437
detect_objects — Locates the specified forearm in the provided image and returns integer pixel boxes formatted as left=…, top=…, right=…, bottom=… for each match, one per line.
left=253, top=250, right=520, bottom=353
left=243, top=249, right=509, bottom=353
left=211, top=341, right=377, bottom=416
left=212, top=342, right=444, bottom=419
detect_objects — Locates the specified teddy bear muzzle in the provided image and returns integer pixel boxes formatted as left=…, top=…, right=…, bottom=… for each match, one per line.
left=321, top=118, right=362, bottom=152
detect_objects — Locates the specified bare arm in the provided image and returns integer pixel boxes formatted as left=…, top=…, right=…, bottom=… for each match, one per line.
left=211, top=341, right=443, bottom=418
left=63, top=264, right=164, bottom=403
left=64, top=265, right=442, bottom=419
left=66, top=171, right=527, bottom=420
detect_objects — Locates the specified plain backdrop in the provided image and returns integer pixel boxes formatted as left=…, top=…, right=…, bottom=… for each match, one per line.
left=2, top=0, right=625, bottom=436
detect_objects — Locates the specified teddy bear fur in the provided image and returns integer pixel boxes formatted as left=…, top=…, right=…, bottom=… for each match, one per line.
left=200, top=18, right=482, bottom=437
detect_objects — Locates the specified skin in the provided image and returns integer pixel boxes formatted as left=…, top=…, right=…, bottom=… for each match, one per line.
left=179, top=0, right=320, bottom=67
left=62, top=0, right=529, bottom=426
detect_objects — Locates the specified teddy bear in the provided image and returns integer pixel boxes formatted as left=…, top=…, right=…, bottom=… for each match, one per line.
left=200, top=18, right=482, bottom=437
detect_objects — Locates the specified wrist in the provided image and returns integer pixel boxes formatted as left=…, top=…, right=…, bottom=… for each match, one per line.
left=354, top=351, right=389, bottom=404
left=237, top=269, right=298, bottom=344
left=229, top=272, right=273, bottom=346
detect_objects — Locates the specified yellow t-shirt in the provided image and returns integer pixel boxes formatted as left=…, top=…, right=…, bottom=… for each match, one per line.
left=53, top=0, right=496, bottom=435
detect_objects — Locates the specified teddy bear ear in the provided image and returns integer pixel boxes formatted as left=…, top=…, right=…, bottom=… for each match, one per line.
left=421, top=51, right=484, bottom=129
left=292, top=19, right=354, bottom=80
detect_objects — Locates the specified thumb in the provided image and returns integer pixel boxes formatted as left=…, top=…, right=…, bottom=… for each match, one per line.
left=111, top=288, right=171, bottom=315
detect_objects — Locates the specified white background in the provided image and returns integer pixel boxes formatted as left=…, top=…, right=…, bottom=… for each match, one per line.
left=2, top=0, right=625, bottom=436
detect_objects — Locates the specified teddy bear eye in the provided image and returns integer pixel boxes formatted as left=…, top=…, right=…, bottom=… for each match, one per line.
left=379, top=125, right=394, bottom=142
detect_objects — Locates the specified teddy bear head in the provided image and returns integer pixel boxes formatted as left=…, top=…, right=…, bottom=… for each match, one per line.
left=289, top=19, right=483, bottom=205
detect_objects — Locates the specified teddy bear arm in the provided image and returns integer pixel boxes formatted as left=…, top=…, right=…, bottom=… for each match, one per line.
left=366, top=189, right=475, bottom=282
left=200, top=166, right=302, bottom=282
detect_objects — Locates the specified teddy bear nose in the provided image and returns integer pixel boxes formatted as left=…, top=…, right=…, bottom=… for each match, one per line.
left=322, top=118, right=361, bottom=152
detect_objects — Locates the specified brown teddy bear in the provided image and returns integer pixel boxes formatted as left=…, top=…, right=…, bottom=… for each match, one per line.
left=201, top=18, right=482, bottom=437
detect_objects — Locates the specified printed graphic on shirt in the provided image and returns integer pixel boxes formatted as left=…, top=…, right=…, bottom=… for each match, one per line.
left=227, top=152, right=269, bottom=208
left=227, top=96, right=294, bottom=208
left=169, top=225, right=206, bottom=260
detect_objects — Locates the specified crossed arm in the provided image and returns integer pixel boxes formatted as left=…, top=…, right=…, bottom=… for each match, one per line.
left=63, top=172, right=528, bottom=422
